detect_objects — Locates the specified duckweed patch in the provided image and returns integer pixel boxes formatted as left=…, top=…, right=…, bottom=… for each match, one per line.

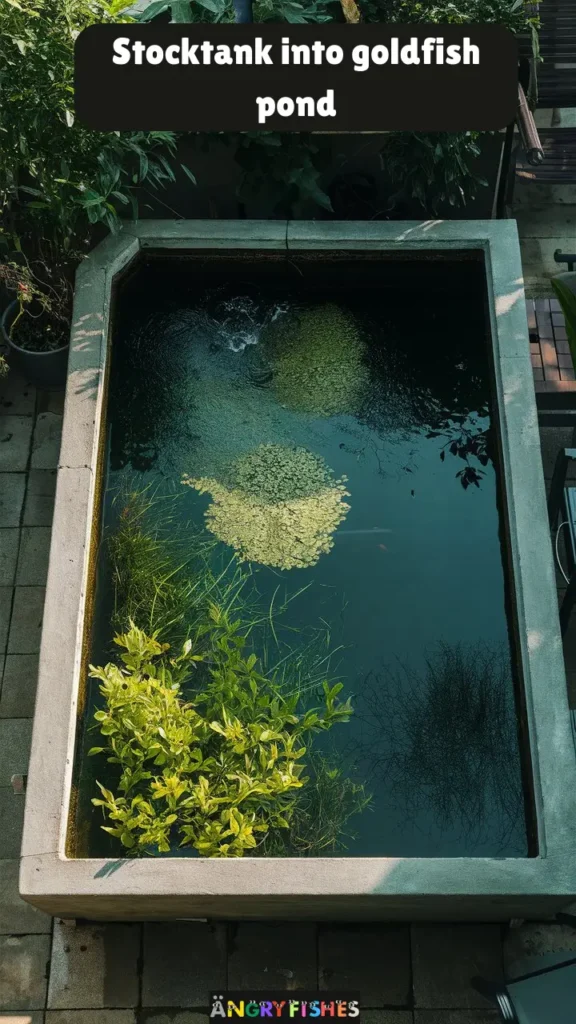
left=183, top=444, right=350, bottom=570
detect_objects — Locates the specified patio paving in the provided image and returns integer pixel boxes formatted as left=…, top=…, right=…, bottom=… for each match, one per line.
left=1, top=340, right=576, bottom=1018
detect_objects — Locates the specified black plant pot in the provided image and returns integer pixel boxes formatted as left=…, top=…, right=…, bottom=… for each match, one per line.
left=1, top=300, right=69, bottom=390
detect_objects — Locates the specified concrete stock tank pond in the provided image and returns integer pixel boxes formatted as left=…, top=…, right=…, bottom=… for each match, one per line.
left=19, top=221, right=576, bottom=920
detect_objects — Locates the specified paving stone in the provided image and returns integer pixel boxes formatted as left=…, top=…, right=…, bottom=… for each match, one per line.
left=412, top=925, right=503, bottom=1010
left=504, top=921, right=576, bottom=980
left=16, top=528, right=51, bottom=586
left=0, top=790, right=25, bottom=858
left=23, top=470, right=57, bottom=527
left=48, top=920, right=140, bottom=1009
left=0, top=934, right=50, bottom=1010
left=0, top=859, right=52, bottom=934
left=0, top=655, right=39, bottom=718
left=0, top=373, right=36, bottom=417
left=319, top=925, right=410, bottom=1007
left=228, top=923, right=317, bottom=990
left=37, top=391, right=65, bottom=417
left=414, top=1014, right=500, bottom=1023
left=141, top=1015, right=208, bottom=1024
left=0, top=588, right=12, bottom=649
left=0, top=418, right=33, bottom=473
left=0, top=1013, right=44, bottom=1024
left=359, top=1015, right=413, bottom=1024
left=30, top=413, right=62, bottom=470
left=7, top=588, right=45, bottom=654
left=0, top=720, right=33, bottom=787
left=46, top=1013, right=137, bottom=1024
left=0, top=530, right=20, bottom=586
left=0, top=475, right=26, bottom=527
left=142, top=922, right=226, bottom=1007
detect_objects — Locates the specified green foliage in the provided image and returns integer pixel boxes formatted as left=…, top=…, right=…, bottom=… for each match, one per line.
left=551, top=277, right=576, bottom=354
left=263, top=751, right=371, bottom=854
left=108, top=489, right=207, bottom=647
left=0, top=259, right=72, bottom=351
left=90, top=621, right=357, bottom=856
left=0, top=0, right=182, bottom=248
left=381, top=131, right=486, bottom=213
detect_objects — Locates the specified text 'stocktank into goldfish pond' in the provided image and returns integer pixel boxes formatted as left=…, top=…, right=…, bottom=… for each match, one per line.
left=20, top=221, right=576, bottom=920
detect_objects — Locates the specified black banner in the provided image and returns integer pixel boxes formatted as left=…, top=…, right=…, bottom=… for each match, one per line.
left=74, top=23, right=518, bottom=132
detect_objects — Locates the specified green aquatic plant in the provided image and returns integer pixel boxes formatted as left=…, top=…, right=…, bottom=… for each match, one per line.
left=263, top=751, right=371, bottom=855
left=90, top=620, right=358, bottom=857
left=266, top=303, right=369, bottom=418
left=183, top=444, right=350, bottom=570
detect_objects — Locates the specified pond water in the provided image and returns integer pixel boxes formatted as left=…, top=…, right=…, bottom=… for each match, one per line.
left=74, top=254, right=532, bottom=859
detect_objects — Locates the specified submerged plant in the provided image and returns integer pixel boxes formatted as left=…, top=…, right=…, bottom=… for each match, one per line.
left=107, top=488, right=213, bottom=649
left=356, top=642, right=525, bottom=852
left=90, top=621, right=362, bottom=857
left=183, top=444, right=350, bottom=570
left=265, top=303, right=369, bottom=418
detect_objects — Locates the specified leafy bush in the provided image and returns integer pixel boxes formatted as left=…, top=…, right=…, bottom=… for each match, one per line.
left=90, top=620, right=361, bottom=856
left=0, top=0, right=186, bottom=248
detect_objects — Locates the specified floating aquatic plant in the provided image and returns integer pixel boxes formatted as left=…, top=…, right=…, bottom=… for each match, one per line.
left=265, top=303, right=369, bottom=418
left=183, top=443, right=350, bottom=570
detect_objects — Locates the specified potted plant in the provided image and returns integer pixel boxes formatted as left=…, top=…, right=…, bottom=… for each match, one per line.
left=0, top=260, right=72, bottom=388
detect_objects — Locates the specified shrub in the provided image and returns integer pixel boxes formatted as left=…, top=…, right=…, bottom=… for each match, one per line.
left=0, top=0, right=185, bottom=249
left=90, top=620, right=362, bottom=856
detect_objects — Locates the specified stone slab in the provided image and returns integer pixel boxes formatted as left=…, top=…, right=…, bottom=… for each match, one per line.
left=0, top=656, right=40, bottom=718
left=0, top=372, right=36, bottom=417
left=16, top=529, right=51, bottom=587
left=23, top=470, right=57, bottom=527
left=0, top=934, right=50, bottom=1010
left=0, top=1014, right=43, bottom=1024
left=414, top=1014, right=500, bottom=1023
left=358, top=1015, right=413, bottom=1024
left=504, top=921, right=576, bottom=980
left=0, top=476, right=26, bottom=528
left=228, top=923, right=317, bottom=990
left=0, top=719, right=33, bottom=787
left=0, top=790, right=24, bottom=859
left=0, top=588, right=12, bottom=649
left=0, top=418, right=33, bottom=473
left=142, top=923, right=226, bottom=1007
left=30, top=413, right=62, bottom=471
left=140, top=1016, right=207, bottom=1024
left=7, top=588, right=45, bottom=654
left=412, top=926, right=503, bottom=1010
left=46, top=1013, right=136, bottom=1024
left=319, top=925, right=411, bottom=1006
left=0, top=530, right=19, bottom=586
left=47, top=921, right=140, bottom=1009
left=0, top=860, right=51, bottom=934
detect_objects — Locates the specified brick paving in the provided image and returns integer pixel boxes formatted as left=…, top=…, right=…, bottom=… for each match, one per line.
left=1, top=362, right=576, bottom=1021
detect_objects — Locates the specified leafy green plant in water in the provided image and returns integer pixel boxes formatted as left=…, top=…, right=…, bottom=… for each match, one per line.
left=90, top=620, right=361, bottom=856
left=266, top=304, right=369, bottom=417
left=263, top=751, right=370, bottom=854
left=183, top=444, right=350, bottom=569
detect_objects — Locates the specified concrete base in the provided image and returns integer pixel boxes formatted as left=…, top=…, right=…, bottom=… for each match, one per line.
left=19, top=220, right=576, bottom=920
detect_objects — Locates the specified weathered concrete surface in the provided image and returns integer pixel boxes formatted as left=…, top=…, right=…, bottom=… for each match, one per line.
left=19, top=220, right=576, bottom=920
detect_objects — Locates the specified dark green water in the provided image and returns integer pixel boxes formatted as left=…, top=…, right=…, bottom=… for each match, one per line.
left=76, top=254, right=531, bottom=858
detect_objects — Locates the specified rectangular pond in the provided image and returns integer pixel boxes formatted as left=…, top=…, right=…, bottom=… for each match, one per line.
left=20, top=221, right=576, bottom=919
